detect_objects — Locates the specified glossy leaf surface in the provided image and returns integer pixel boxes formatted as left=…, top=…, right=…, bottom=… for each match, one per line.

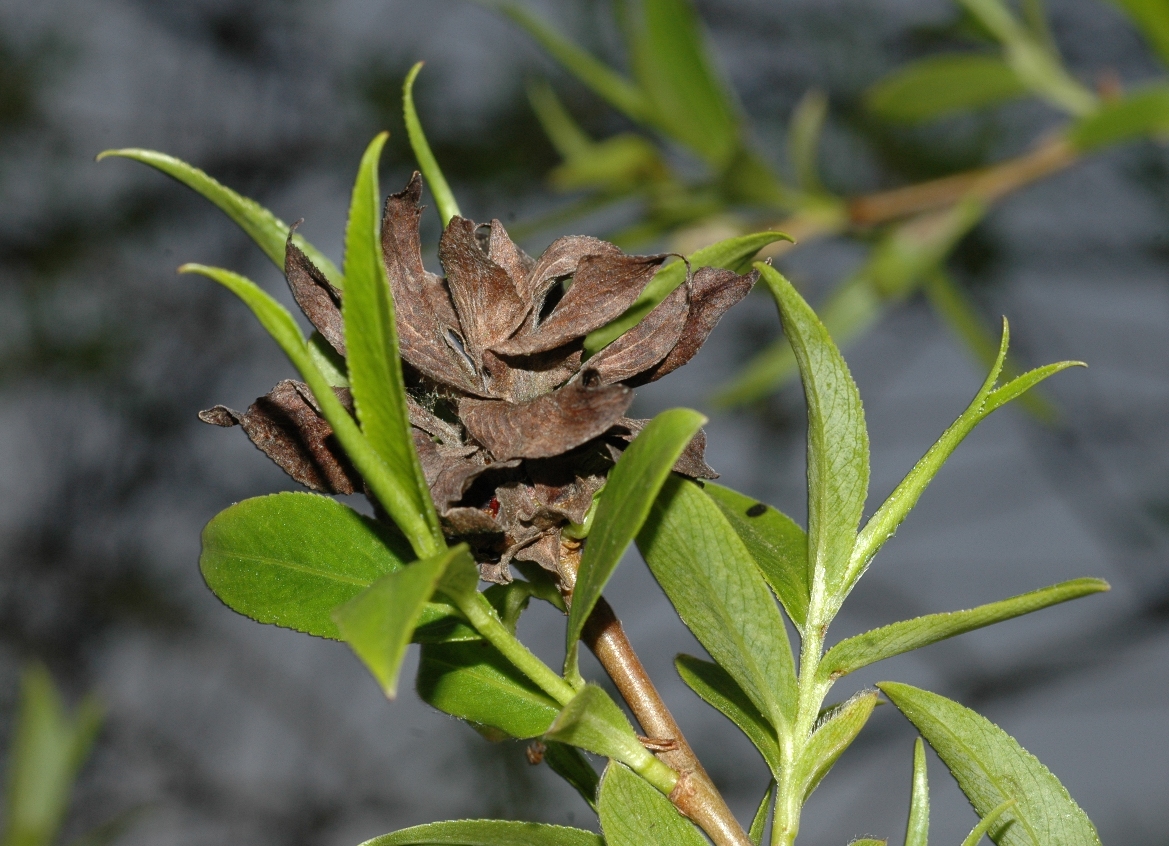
left=403, top=63, right=461, bottom=224
left=867, top=54, right=1026, bottom=123
left=793, top=690, right=878, bottom=801
left=639, top=476, right=797, bottom=730
left=362, top=819, right=602, bottom=846
left=879, top=683, right=1102, bottom=846
left=597, top=762, right=706, bottom=846
left=97, top=149, right=342, bottom=287
left=200, top=493, right=455, bottom=640
left=334, top=547, right=468, bottom=697
left=756, top=262, right=868, bottom=614
left=585, top=231, right=787, bottom=354
left=675, top=654, right=781, bottom=774
left=544, top=686, right=660, bottom=779
left=820, top=578, right=1108, bottom=681
left=703, top=482, right=809, bottom=630
left=342, top=133, right=443, bottom=554
left=906, top=738, right=930, bottom=846
left=566, top=408, right=706, bottom=657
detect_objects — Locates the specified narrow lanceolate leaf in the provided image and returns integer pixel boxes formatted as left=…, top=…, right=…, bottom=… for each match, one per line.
left=675, top=655, right=782, bottom=774
left=342, top=132, right=444, bottom=555
left=179, top=264, right=439, bottom=558
left=334, top=546, right=468, bottom=697
left=598, top=763, right=706, bottom=846
left=819, top=579, right=1109, bottom=681
left=585, top=232, right=790, bottom=355
left=543, top=742, right=601, bottom=811
left=403, top=63, right=461, bottom=225
left=545, top=686, right=672, bottom=792
left=1068, top=83, right=1169, bottom=151
left=866, top=54, right=1027, bottom=124
left=793, top=690, right=878, bottom=801
left=962, top=800, right=1016, bottom=846
left=630, top=0, right=740, bottom=166
left=638, top=476, right=798, bottom=730
left=96, top=149, right=342, bottom=287
left=748, top=780, right=775, bottom=846
left=1107, top=0, right=1169, bottom=68
left=878, top=683, right=1102, bottom=846
left=703, top=483, right=809, bottom=631
left=566, top=408, right=706, bottom=662
left=3, top=666, right=103, bottom=846
left=416, top=640, right=561, bottom=740
left=361, top=819, right=603, bottom=846
left=756, top=263, right=868, bottom=616
left=789, top=88, right=828, bottom=191
left=845, top=321, right=1084, bottom=596
left=200, top=492, right=456, bottom=640
left=906, top=738, right=930, bottom=846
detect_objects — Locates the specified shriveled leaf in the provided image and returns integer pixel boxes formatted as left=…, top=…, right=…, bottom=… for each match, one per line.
left=820, top=579, right=1108, bottom=681
left=342, top=133, right=444, bottom=555
left=566, top=408, right=707, bottom=660
left=703, top=482, right=809, bottom=630
left=756, top=262, right=868, bottom=614
left=629, top=0, right=740, bottom=165
left=361, top=819, right=603, bottom=846
left=597, top=762, right=706, bottom=846
left=97, top=148, right=342, bottom=286
left=285, top=241, right=346, bottom=355
left=1068, top=83, right=1169, bottom=151
left=846, top=321, right=1084, bottom=596
left=2, top=666, right=103, bottom=846
left=585, top=231, right=790, bottom=355
left=334, top=546, right=469, bottom=697
left=878, top=683, right=1102, bottom=846
left=200, top=492, right=457, bottom=640
left=962, top=800, right=1016, bottom=846
left=543, top=742, right=600, bottom=811
left=793, top=690, right=878, bottom=801
left=1107, top=0, right=1169, bottom=67
left=403, top=63, right=461, bottom=225
left=545, top=686, right=664, bottom=781
left=866, top=54, right=1027, bottom=124
left=638, top=476, right=797, bottom=730
left=906, top=738, right=930, bottom=846
left=675, top=654, right=782, bottom=774
left=416, top=641, right=560, bottom=740
left=748, top=780, right=775, bottom=846
left=589, top=284, right=689, bottom=385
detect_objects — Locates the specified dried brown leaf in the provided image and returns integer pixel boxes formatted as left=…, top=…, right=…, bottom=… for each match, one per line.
left=588, top=282, right=689, bottom=384
left=284, top=238, right=346, bottom=356
left=612, top=417, right=717, bottom=479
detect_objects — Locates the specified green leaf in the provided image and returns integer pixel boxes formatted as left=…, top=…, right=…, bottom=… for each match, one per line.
left=597, top=762, right=706, bottom=846
left=341, top=132, right=444, bottom=556
left=961, top=800, right=1017, bottom=846
left=542, top=742, right=600, bottom=811
left=334, top=546, right=469, bottom=697
left=819, top=579, right=1108, bottom=681
left=628, top=0, right=740, bottom=165
left=789, top=89, right=828, bottom=191
left=748, top=780, right=775, bottom=846
left=674, top=654, right=782, bottom=775
left=866, top=54, right=1027, bottom=124
left=527, top=79, right=592, bottom=159
left=584, top=231, right=789, bottom=355
left=550, top=134, right=667, bottom=194
left=1068, top=83, right=1169, bottom=151
left=178, top=264, right=437, bottom=558
left=416, top=641, right=561, bottom=740
left=361, top=819, right=603, bottom=846
left=200, top=492, right=457, bottom=641
left=403, top=63, right=461, bottom=225
left=755, top=262, right=868, bottom=616
left=878, top=683, right=1102, bottom=846
left=638, top=476, right=798, bottom=731
left=845, top=321, right=1084, bottom=595
left=96, top=148, right=343, bottom=287
left=1108, top=0, right=1169, bottom=67
left=792, top=689, right=878, bottom=802
left=498, top=3, right=651, bottom=123
left=3, top=666, right=103, bottom=846
left=545, top=686, right=674, bottom=794
left=906, top=738, right=930, bottom=846
left=307, top=331, right=349, bottom=387
left=702, top=482, right=809, bottom=631
left=566, top=408, right=707, bottom=665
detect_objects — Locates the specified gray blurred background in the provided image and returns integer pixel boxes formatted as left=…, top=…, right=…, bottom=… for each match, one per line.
left=1, top=0, right=1167, bottom=843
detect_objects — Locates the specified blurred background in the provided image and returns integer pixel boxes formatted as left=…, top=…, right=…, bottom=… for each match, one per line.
left=1, top=0, right=1167, bottom=844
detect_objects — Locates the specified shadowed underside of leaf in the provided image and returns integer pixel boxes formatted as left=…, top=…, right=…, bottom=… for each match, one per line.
left=597, top=762, right=706, bottom=846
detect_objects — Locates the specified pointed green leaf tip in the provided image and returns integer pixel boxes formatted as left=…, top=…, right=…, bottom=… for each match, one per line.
left=905, top=738, right=929, bottom=846
left=403, top=62, right=461, bottom=226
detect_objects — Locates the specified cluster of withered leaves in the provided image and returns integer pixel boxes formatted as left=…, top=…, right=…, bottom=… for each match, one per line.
left=202, top=174, right=756, bottom=583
